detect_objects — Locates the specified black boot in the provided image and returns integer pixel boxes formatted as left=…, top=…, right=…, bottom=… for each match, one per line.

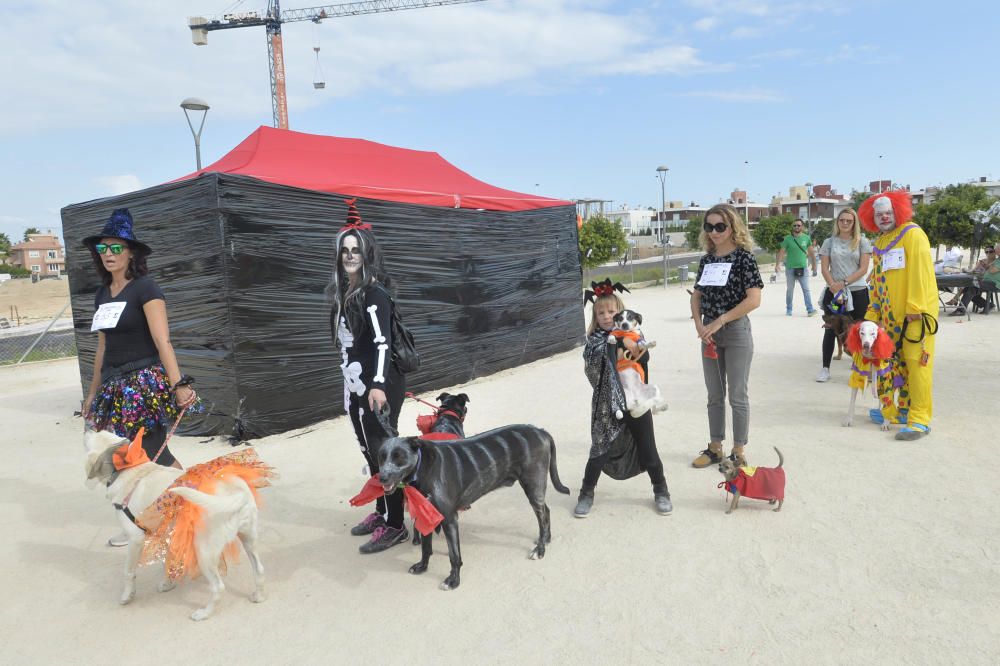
left=574, top=486, right=595, bottom=518
left=652, top=483, right=673, bottom=515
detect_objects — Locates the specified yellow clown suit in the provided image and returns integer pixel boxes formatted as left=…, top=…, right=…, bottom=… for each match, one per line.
left=859, top=191, right=939, bottom=440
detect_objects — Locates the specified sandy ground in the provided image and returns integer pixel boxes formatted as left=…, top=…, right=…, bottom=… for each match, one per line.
left=0, top=277, right=71, bottom=326
left=2, top=274, right=998, bottom=665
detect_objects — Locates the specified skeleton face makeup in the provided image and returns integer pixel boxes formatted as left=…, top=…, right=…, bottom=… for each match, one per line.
left=874, top=197, right=896, bottom=232
left=341, top=235, right=363, bottom=276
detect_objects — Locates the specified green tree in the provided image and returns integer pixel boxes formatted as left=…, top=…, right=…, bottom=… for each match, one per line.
left=751, top=213, right=796, bottom=253
left=578, top=216, right=628, bottom=269
left=23, top=227, right=40, bottom=241
left=684, top=216, right=704, bottom=249
left=811, top=219, right=834, bottom=248
left=0, top=232, right=11, bottom=255
left=922, top=183, right=996, bottom=250
left=0, top=263, right=31, bottom=277
left=848, top=190, right=871, bottom=211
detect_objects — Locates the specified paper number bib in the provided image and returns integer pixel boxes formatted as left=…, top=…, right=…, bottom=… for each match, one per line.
left=91, top=302, right=126, bottom=331
left=698, top=262, right=733, bottom=287
left=882, top=248, right=905, bottom=271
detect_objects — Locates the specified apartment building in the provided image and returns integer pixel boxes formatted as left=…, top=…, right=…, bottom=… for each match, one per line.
left=9, top=231, right=65, bottom=277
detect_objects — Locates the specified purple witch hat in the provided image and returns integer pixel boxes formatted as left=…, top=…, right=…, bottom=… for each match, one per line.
left=82, top=208, right=152, bottom=256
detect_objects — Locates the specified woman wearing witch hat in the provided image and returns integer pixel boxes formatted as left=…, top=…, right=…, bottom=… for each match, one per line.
left=328, top=198, right=409, bottom=554
left=82, top=209, right=200, bottom=545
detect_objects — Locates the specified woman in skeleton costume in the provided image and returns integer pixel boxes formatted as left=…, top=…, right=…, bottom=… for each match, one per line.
left=328, top=199, right=408, bottom=553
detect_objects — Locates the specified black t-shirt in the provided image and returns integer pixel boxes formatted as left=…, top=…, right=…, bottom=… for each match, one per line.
left=93, top=276, right=165, bottom=371
left=694, top=248, right=764, bottom=321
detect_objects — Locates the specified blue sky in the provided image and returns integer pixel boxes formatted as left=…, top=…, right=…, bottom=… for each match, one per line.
left=2, top=0, right=996, bottom=243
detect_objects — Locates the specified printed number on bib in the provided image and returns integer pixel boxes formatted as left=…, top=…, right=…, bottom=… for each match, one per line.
left=698, top=262, right=733, bottom=287
left=882, top=248, right=905, bottom=271
left=91, top=302, right=126, bottom=331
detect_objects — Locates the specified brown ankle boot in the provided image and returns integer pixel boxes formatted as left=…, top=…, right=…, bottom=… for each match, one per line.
left=692, top=443, right=723, bottom=468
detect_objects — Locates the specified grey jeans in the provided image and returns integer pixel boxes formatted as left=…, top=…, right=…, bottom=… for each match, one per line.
left=701, top=315, right=754, bottom=446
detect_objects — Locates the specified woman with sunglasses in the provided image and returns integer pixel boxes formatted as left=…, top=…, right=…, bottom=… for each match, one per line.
left=82, top=209, right=198, bottom=545
left=328, top=199, right=408, bottom=554
left=690, top=204, right=763, bottom=469
left=816, top=208, right=872, bottom=382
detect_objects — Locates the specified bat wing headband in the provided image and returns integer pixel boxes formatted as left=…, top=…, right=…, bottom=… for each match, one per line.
left=583, top=278, right=630, bottom=305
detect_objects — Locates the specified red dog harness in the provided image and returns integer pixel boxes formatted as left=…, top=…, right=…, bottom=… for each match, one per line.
left=415, top=409, right=464, bottom=441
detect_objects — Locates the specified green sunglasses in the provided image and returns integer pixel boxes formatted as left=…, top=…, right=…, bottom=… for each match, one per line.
left=94, top=243, right=126, bottom=255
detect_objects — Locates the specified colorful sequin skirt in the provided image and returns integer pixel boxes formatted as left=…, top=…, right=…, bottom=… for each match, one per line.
left=90, top=363, right=201, bottom=439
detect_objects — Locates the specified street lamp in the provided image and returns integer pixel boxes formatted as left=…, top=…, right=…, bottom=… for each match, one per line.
left=743, top=160, right=750, bottom=224
left=805, top=181, right=813, bottom=235
left=878, top=155, right=883, bottom=193
left=180, top=97, right=210, bottom=170
left=656, top=166, right=669, bottom=288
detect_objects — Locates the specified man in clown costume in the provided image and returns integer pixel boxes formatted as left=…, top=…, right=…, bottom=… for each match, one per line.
left=858, top=191, right=939, bottom=440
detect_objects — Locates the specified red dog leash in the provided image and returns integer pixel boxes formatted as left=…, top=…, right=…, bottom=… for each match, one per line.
left=150, top=405, right=189, bottom=465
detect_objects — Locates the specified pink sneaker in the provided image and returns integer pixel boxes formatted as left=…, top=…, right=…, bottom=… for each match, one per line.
left=349, top=512, right=385, bottom=536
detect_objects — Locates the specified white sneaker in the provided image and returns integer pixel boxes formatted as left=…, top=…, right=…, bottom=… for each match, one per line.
left=816, top=368, right=831, bottom=383
left=107, top=532, right=129, bottom=547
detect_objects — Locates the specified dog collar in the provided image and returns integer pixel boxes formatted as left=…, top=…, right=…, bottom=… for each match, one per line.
left=437, top=409, right=464, bottom=422
left=405, top=448, right=423, bottom=486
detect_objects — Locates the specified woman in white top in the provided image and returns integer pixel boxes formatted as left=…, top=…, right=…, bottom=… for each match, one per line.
left=816, top=208, right=872, bottom=382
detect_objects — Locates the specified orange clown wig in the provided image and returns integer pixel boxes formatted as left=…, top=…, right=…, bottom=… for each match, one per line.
left=844, top=321, right=895, bottom=362
left=858, top=190, right=913, bottom=234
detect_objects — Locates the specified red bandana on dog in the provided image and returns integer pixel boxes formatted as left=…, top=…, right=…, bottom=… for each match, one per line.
left=349, top=477, right=444, bottom=536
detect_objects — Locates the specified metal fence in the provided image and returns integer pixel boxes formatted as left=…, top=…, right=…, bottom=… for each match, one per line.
left=0, top=301, right=77, bottom=365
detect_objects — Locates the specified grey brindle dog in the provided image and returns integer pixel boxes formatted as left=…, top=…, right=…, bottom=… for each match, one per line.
left=375, top=424, right=570, bottom=591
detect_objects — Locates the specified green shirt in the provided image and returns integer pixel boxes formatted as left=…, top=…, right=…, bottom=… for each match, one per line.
left=781, top=233, right=811, bottom=269
left=984, top=259, right=1000, bottom=288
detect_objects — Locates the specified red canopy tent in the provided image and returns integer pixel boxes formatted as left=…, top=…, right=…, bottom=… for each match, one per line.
left=176, top=126, right=569, bottom=212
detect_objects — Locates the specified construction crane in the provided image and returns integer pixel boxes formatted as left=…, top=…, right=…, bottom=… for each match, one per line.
left=189, top=0, right=486, bottom=130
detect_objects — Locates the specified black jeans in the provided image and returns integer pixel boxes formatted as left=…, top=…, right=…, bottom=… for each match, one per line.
left=349, top=378, right=406, bottom=529
left=958, top=285, right=988, bottom=310
left=821, top=287, right=870, bottom=368
left=582, top=410, right=667, bottom=494
left=140, top=425, right=176, bottom=467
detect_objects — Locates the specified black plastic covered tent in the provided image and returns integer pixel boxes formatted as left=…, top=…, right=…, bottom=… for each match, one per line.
left=61, top=128, right=582, bottom=439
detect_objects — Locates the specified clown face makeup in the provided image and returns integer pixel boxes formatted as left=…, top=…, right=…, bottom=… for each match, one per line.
left=340, top=235, right=363, bottom=277
left=874, top=197, right=896, bottom=232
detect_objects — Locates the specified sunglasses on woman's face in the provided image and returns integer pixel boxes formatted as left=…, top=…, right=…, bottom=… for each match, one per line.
left=703, top=222, right=729, bottom=233
left=340, top=246, right=362, bottom=257
left=94, top=243, right=125, bottom=255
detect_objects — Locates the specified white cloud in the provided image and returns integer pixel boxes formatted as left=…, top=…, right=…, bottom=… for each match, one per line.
left=693, top=16, right=718, bottom=31
left=96, top=175, right=144, bottom=195
left=730, top=26, right=764, bottom=39
left=4, top=0, right=716, bottom=134
left=679, top=89, right=784, bottom=102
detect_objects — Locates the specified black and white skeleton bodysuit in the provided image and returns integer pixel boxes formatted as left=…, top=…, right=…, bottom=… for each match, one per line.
left=334, top=284, right=406, bottom=528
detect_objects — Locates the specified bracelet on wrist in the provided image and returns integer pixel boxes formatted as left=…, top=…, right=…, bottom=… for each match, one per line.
left=171, top=374, right=195, bottom=391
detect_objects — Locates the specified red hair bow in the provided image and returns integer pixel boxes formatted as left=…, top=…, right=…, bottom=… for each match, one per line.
left=583, top=278, right=630, bottom=305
